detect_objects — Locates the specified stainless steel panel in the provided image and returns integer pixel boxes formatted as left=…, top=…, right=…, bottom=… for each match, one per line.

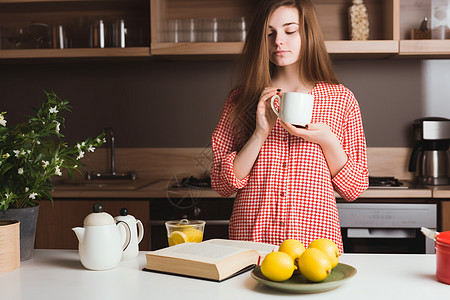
left=337, top=203, right=437, bottom=228
left=422, top=120, right=450, bottom=140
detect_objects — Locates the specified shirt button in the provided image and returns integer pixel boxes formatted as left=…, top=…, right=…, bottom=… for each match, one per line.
left=279, top=222, right=284, bottom=226
left=282, top=163, right=286, bottom=168
left=280, top=192, right=284, bottom=197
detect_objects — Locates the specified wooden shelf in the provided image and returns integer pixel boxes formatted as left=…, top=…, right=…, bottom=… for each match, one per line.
left=151, top=42, right=242, bottom=55
left=399, top=40, right=450, bottom=57
left=326, top=40, right=399, bottom=57
left=0, top=47, right=150, bottom=59
left=150, top=40, right=400, bottom=57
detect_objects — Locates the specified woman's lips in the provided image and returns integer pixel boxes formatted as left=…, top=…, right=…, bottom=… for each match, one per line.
left=274, top=50, right=289, bottom=55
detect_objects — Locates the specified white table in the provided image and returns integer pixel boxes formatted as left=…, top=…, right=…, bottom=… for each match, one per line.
left=1, top=250, right=448, bottom=300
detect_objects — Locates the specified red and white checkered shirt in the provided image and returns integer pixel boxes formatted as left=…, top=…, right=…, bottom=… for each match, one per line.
left=211, top=83, right=369, bottom=252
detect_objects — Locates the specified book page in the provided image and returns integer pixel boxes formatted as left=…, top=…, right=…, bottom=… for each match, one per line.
left=150, top=242, right=255, bottom=264
left=203, top=239, right=278, bottom=256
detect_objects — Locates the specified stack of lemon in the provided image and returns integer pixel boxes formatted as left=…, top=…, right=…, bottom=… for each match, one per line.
left=260, top=238, right=339, bottom=282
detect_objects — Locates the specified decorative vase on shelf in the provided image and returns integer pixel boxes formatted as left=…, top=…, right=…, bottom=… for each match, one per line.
left=349, top=0, right=369, bottom=40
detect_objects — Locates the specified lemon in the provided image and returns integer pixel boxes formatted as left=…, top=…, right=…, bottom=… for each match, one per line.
left=278, top=239, right=306, bottom=264
left=298, top=248, right=332, bottom=282
left=307, top=238, right=340, bottom=268
left=168, top=230, right=189, bottom=246
left=260, top=252, right=296, bottom=282
left=181, top=228, right=203, bottom=243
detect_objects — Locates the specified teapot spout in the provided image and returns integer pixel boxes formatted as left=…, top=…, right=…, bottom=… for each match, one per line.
left=72, top=227, right=85, bottom=243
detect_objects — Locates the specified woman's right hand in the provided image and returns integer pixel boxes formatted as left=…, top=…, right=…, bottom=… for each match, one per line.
left=254, top=87, right=279, bottom=138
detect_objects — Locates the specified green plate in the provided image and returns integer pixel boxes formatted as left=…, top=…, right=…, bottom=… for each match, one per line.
left=251, top=263, right=357, bottom=294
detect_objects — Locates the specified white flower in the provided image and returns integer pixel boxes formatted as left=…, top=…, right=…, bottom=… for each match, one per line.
left=25, top=187, right=29, bottom=192
left=18, top=168, right=24, bottom=175
left=42, top=160, right=50, bottom=168
left=54, top=121, right=60, bottom=133
left=77, top=143, right=81, bottom=149
left=0, top=114, right=6, bottom=126
left=36, top=140, right=41, bottom=145
left=0, top=200, right=5, bottom=206
left=96, top=138, right=102, bottom=143
left=2, top=153, right=10, bottom=159
left=29, top=192, right=38, bottom=200
left=5, top=193, right=11, bottom=199
left=55, top=165, right=62, bottom=176
left=76, top=150, right=85, bottom=160
left=49, top=106, right=59, bottom=114
left=13, top=149, right=25, bottom=158
left=88, top=145, right=95, bottom=152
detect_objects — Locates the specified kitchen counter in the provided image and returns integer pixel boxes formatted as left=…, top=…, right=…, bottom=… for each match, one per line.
left=51, top=178, right=437, bottom=199
left=1, top=250, right=447, bottom=300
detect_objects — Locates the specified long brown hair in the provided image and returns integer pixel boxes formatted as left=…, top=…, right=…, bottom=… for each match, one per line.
left=230, top=0, right=338, bottom=149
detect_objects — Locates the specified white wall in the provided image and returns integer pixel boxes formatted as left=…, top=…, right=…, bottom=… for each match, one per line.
left=422, top=59, right=450, bottom=118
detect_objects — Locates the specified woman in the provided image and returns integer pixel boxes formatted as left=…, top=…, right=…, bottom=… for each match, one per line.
left=210, top=0, right=368, bottom=252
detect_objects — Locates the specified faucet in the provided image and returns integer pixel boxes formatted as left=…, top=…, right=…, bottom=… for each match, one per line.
left=106, top=128, right=117, bottom=175
left=86, top=127, right=136, bottom=180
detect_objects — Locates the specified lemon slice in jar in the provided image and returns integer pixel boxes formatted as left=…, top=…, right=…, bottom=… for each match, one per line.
left=182, top=228, right=203, bottom=243
left=168, top=230, right=189, bottom=246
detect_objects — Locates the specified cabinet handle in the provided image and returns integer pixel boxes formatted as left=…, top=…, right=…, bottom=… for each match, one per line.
left=347, top=228, right=417, bottom=238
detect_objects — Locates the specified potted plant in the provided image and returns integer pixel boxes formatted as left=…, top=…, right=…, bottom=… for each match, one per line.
left=0, top=91, right=105, bottom=260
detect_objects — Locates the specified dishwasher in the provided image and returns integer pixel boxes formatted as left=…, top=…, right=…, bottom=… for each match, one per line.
left=338, top=202, right=437, bottom=254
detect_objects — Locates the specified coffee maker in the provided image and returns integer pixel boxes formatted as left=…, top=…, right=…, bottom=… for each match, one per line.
left=408, top=117, right=450, bottom=185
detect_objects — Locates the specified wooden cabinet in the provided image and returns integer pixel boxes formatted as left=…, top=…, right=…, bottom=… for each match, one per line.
left=35, top=199, right=150, bottom=250
left=1, top=0, right=450, bottom=59
left=442, top=200, right=450, bottom=232
left=0, top=0, right=150, bottom=59
left=150, top=0, right=399, bottom=57
left=399, top=0, right=450, bottom=56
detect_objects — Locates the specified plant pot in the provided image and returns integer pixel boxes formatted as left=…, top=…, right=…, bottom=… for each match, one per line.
left=0, top=220, right=20, bottom=272
left=0, top=205, right=39, bottom=261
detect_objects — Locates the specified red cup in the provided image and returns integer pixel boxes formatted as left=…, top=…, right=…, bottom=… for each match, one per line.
left=436, top=231, right=450, bottom=285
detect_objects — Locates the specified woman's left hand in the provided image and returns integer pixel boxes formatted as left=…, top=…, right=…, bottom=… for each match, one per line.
left=281, top=122, right=334, bottom=147
left=281, top=122, right=348, bottom=177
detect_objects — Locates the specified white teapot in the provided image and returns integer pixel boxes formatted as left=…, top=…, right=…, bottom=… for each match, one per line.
left=72, top=203, right=131, bottom=270
left=114, top=208, right=144, bottom=260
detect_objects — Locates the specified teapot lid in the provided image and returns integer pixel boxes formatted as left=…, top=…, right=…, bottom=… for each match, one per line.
left=84, top=203, right=115, bottom=226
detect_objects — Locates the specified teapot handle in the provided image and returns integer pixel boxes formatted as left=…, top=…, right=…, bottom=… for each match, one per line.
left=116, top=220, right=131, bottom=251
left=136, top=219, right=144, bottom=244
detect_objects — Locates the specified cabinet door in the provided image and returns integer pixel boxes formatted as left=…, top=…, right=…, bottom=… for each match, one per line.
left=35, top=199, right=150, bottom=250
left=442, top=200, right=450, bottom=231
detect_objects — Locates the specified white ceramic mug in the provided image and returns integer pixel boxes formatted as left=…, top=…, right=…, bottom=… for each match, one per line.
left=270, top=92, right=314, bottom=127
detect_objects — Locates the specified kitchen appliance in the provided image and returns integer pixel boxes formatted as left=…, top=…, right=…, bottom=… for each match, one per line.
left=338, top=202, right=437, bottom=254
left=408, top=117, right=450, bottom=185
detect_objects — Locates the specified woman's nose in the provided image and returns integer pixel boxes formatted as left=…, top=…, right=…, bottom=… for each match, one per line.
left=274, top=34, right=285, bottom=46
